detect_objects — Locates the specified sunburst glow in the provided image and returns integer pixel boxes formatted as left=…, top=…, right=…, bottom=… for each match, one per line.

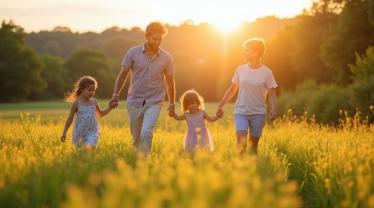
left=211, top=19, right=241, bottom=33
left=0, top=0, right=314, bottom=32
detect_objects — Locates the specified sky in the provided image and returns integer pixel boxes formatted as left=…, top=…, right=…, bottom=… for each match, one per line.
left=0, top=0, right=314, bottom=33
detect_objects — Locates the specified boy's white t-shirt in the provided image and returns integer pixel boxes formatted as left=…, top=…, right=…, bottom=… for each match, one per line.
left=232, top=64, right=278, bottom=115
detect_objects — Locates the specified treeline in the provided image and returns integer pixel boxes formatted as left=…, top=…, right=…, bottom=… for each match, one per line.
left=1, top=16, right=293, bottom=101
left=0, top=0, right=373, bottom=123
left=273, top=0, right=374, bottom=123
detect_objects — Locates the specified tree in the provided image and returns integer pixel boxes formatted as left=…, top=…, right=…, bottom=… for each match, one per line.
left=64, top=49, right=115, bottom=98
left=52, top=26, right=72, bottom=33
left=264, top=28, right=298, bottom=90
left=321, top=0, right=374, bottom=84
left=42, top=40, right=62, bottom=56
left=309, top=0, right=348, bottom=15
left=349, top=46, right=374, bottom=122
left=39, top=55, right=69, bottom=98
left=26, top=30, right=83, bottom=58
left=0, top=21, right=45, bottom=101
left=101, top=37, right=137, bottom=61
left=289, top=13, right=337, bottom=83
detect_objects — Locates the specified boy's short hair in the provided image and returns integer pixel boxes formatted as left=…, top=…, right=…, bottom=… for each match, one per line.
left=145, top=22, right=168, bottom=36
left=243, top=38, right=266, bottom=58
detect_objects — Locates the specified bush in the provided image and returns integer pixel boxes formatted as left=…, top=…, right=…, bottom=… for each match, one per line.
left=277, top=80, right=352, bottom=124
left=349, top=46, right=374, bottom=122
left=306, top=84, right=351, bottom=123
left=277, top=80, right=319, bottom=115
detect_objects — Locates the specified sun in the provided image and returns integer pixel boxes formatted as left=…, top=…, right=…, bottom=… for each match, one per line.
left=211, top=19, right=241, bottom=33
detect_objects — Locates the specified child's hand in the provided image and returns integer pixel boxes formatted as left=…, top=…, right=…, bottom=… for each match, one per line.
left=60, top=134, right=66, bottom=142
left=216, top=112, right=223, bottom=118
left=216, top=107, right=224, bottom=118
left=215, top=114, right=221, bottom=119
left=109, top=97, right=119, bottom=108
left=167, top=104, right=176, bottom=117
left=269, top=109, right=277, bottom=121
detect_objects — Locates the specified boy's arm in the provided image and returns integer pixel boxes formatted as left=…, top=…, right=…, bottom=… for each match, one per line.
left=61, top=101, right=78, bottom=142
left=217, top=83, right=239, bottom=115
left=203, top=111, right=220, bottom=122
left=94, top=99, right=113, bottom=117
left=268, top=88, right=277, bottom=121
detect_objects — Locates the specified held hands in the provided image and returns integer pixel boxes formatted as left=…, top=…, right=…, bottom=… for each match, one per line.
left=216, top=112, right=223, bottom=118
left=269, top=109, right=277, bottom=121
left=109, top=103, right=116, bottom=110
left=167, top=104, right=175, bottom=117
left=109, top=95, right=119, bottom=109
left=60, top=134, right=66, bottom=143
left=216, top=105, right=224, bottom=118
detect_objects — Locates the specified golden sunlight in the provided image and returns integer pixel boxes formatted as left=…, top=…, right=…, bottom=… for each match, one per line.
left=0, top=0, right=314, bottom=32
left=211, top=19, right=241, bottom=33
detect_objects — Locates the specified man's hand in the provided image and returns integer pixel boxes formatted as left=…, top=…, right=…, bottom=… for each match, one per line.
left=167, top=104, right=175, bottom=117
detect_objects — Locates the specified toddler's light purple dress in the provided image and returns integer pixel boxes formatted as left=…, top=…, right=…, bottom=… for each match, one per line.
left=184, top=110, right=214, bottom=151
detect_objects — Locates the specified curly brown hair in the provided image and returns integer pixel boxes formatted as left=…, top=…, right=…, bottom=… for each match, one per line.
left=180, top=89, right=205, bottom=112
left=64, top=76, right=97, bottom=103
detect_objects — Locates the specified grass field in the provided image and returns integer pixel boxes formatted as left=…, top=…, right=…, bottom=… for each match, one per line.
left=0, top=101, right=373, bottom=208
left=0, top=101, right=233, bottom=127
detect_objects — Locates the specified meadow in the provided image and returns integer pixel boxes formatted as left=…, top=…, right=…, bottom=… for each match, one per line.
left=0, top=101, right=373, bottom=208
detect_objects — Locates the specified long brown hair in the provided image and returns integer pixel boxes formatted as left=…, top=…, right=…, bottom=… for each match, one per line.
left=180, top=89, right=205, bottom=112
left=64, top=76, right=97, bottom=103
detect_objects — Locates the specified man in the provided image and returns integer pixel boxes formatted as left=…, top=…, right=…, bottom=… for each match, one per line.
left=217, top=38, right=277, bottom=154
left=109, top=22, right=176, bottom=153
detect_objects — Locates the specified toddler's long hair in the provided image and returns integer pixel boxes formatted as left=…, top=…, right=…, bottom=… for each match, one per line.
left=180, top=89, right=204, bottom=112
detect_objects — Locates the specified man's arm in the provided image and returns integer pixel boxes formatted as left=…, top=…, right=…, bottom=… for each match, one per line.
left=165, top=74, right=176, bottom=116
left=268, top=88, right=277, bottom=121
left=109, top=67, right=129, bottom=108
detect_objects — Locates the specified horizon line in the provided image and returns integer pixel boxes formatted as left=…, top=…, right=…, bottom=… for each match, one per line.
left=2, top=15, right=297, bottom=34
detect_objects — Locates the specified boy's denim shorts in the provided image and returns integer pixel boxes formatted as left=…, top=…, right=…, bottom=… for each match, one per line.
left=234, top=114, right=266, bottom=138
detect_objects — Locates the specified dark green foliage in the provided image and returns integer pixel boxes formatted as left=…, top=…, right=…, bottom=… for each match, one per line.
left=277, top=80, right=351, bottom=124
left=39, top=55, right=69, bottom=98
left=0, top=21, right=45, bottom=101
left=64, top=49, right=115, bottom=98
left=321, top=0, right=374, bottom=84
left=350, top=47, right=374, bottom=122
